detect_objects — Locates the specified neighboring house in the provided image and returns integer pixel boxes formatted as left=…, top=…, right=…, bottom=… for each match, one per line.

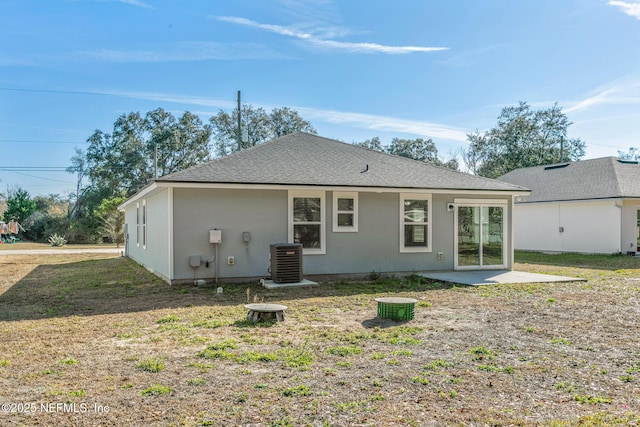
left=498, top=157, right=640, bottom=254
left=118, top=132, right=528, bottom=284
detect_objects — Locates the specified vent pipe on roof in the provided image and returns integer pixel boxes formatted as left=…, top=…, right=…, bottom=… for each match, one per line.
left=544, top=163, right=569, bottom=170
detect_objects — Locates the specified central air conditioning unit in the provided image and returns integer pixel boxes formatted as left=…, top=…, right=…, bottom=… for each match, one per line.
left=270, top=243, right=303, bottom=283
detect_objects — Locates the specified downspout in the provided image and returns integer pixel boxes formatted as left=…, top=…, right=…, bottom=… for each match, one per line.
left=168, top=187, right=174, bottom=283
left=509, top=195, right=515, bottom=269
left=613, top=198, right=625, bottom=254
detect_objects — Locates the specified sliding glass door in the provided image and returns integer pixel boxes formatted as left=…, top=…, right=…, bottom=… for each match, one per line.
left=455, top=201, right=507, bottom=269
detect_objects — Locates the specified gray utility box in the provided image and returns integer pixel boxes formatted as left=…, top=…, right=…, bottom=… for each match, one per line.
left=270, top=243, right=303, bottom=283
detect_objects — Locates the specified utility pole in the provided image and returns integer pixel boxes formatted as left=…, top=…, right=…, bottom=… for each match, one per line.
left=154, top=144, right=158, bottom=179
left=237, top=90, right=242, bottom=150
left=559, top=136, right=564, bottom=163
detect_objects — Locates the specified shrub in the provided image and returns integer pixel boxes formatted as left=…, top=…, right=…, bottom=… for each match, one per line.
left=48, top=233, right=67, bottom=247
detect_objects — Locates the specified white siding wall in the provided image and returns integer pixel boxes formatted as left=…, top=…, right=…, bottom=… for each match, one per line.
left=621, top=199, right=640, bottom=253
left=123, top=188, right=171, bottom=281
left=513, top=200, right=621, bottom=253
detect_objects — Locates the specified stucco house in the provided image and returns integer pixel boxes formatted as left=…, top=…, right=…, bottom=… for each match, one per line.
left=498, top=157, right=640, bottom=254
left=119, top=132, right=529, bottom=284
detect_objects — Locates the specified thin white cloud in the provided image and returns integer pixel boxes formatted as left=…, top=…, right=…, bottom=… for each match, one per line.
left=93, top=89, right=238, bottom=110
left=608, top=1, right=640, bottom=20
left=564, top=77, right=640, bottom=113
left=307, top=39, right=447, bottom=54
left=116, top=0, right=153, bottom=8
left=297, top=108, right=467, bottom=141
left=91, top=89, right=466, bottom=141
left=218, top=16, right=311, bottom=39
left=215, top=16, right=448, bottom=54
left=75, top=0, right=154, bottom=9
left=81, top=41, right=287, bottom=63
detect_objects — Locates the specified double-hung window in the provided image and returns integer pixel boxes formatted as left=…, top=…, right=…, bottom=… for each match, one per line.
left=289, top=191, right=325, bottom=254
left=333, top=192, right=358, bottom=232
left=400, top=193, right=432, bottom=253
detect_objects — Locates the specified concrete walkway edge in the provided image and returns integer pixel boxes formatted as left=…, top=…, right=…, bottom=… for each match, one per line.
left=421, top=270, right=585, bottom=286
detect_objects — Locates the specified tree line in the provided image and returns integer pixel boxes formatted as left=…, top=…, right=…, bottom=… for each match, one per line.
left=3, top=101, right=587, bottom=244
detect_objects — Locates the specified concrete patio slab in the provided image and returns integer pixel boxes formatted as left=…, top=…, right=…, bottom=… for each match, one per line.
left=421, top=270, right=585, bottom=286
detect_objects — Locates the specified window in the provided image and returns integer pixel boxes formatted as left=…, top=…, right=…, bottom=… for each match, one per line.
left=333, top=192, right=358, bottom=232
left=400, top=193, right=432, bottom=253
left=142, top=200, right=147, bottom=249
left=289, top=191, right=325, bottom=254
left=136, top=202, right=140, bottom=247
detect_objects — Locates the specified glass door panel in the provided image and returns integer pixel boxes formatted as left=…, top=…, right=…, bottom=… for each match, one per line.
left=482, top=206, right=504, bottom=266
left=457, top=206, right=480, bottom=266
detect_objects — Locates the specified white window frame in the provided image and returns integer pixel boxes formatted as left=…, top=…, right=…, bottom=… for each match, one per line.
left=453, top=198, right=508, bottom=270
left=136, top=202, right=140, bottom=247
left=288, top=190, right=326, bottom=255
left=333, top=192, right=358, bottom=232
left=400, top=193, right=432, bottom=253
left=142, top=199, right=147, bottom=250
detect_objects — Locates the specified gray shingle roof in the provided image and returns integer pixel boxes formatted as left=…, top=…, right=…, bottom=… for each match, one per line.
left=157, top=132, right=526, bottom=192
left=498, top=157, right=640, bottom=202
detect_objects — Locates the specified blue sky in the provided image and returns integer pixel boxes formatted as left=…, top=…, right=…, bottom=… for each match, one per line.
left=1, top=0, right=639, bottom=197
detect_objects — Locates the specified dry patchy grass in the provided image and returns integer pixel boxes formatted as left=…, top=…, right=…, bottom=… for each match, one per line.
left=0, top=242, right=118, bottom=251
left=0, top=252, right=638, bottom=426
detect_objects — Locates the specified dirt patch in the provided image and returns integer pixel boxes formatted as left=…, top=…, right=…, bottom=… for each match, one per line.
left=0, top=254, right=638, bottom=426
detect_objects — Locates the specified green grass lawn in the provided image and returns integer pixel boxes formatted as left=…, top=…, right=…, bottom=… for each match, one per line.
left=516, top=250, right=640, bottom=270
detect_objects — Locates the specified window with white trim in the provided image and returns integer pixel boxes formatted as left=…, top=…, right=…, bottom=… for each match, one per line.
left=333, top=192, right=358, bottom=232
left=289, top=191, right=325, bottom=254
left=136, top=202, right=140, bottom=247
left=142, top=199, right=147, bottom=249
left=400, top=193, right=432, bottom=252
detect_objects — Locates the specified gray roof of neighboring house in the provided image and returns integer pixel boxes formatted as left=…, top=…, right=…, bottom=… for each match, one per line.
left=157, top=132, right=527, bottom=192
left=498, top=157, right=640, bottom=203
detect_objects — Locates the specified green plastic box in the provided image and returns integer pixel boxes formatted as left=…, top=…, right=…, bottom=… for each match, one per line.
left=376, top=300, right=416, bottom=321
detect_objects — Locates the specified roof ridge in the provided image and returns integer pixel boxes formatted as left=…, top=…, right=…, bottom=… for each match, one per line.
left=154, top=132, right=528, bottom=192
left=159, top=132, right=306, bottom=179
left=609, top=157, right=625, bottom=198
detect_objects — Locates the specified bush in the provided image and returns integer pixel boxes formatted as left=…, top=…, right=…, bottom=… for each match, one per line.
left=48, top=233, right=67, bottom=247
left=23, top=212, right=70, bottom=242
